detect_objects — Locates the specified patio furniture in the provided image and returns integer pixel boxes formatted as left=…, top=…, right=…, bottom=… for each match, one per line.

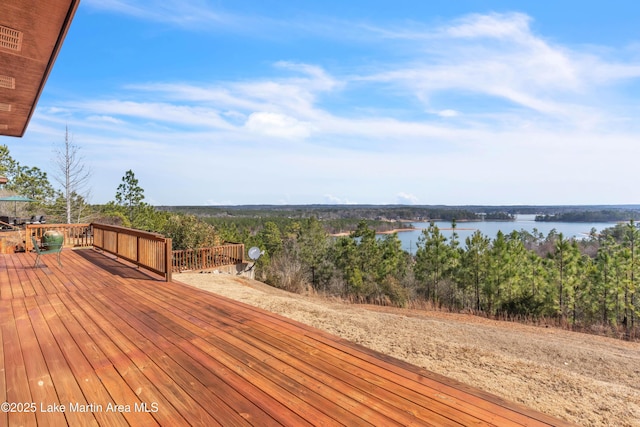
left=29, top=215, right=45, bottom=224
left=31, top=235, right=63, bottom=268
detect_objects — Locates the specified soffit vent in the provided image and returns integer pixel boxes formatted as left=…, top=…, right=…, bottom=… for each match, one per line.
left=0, top=75, right=15, bottom=89
left=0, top=103, right=11, bottom=112
left=0, top=26, right=23, bottom=51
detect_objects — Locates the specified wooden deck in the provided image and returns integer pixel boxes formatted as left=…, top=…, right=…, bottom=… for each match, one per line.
left=0, top=249, right=573, bottom=426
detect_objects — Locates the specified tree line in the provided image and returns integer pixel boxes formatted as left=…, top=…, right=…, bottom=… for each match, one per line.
left=159, top=204, right=485, bottom=222
left=217, top=217, right=639, bottom=340
left=536, top=210, right=640, bottom=222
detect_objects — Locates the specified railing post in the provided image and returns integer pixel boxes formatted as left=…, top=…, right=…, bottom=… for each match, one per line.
left=165, top=237, right=172, bottom=282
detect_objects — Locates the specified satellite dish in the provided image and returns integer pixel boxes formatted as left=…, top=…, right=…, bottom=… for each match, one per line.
left=248, top=246, right=263, bottom=260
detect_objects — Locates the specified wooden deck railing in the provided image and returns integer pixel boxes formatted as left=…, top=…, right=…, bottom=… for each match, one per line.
left=92, top=223, right=173, bottom=282
left=26, top=223, right=245, bottom=280
left=25, top=223, right=93, bottom=250
left=172, top=244, right=244, bottom=273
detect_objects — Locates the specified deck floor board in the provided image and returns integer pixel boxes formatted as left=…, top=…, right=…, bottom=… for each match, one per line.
left=0, top=249, right=574, bottom=426
left=92, top=286, right=295, bottom=427
left=114, top=294, right=350, bottom=426
left=164, top=281, right=554, bottom=426
left=1, top=299, right=37, bottom=426
left=38, top=294, right=135, bottom=427
left=83, top=288, right=253, bottom=427
left=12, top=297, right=69, bottom=427
left=61, top=291, right=193, bottom=426
left=120, top=281, right=467, bottom=426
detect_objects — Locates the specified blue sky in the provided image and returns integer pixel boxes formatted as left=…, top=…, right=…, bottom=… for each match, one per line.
left=4, top=1, right=640, bottom=206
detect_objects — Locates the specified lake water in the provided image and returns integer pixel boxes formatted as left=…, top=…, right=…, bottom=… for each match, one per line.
left=394, top=215, right=617, bottom=254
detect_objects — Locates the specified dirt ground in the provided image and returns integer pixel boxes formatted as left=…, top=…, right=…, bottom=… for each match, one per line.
left=177, top=272, right=640, bottom=427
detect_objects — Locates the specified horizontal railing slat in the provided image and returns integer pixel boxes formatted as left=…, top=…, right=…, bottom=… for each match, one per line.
left=172, top=244, right=244, bottom=273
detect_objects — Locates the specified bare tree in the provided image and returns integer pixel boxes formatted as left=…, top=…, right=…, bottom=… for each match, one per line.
left=53, top=126, right=91, bottom=223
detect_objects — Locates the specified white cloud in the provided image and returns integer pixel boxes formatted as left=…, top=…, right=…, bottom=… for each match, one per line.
left=323, top=194, right=357, bottom=205
left=397, top=192, right=419, bottom=205
left=245, top=112, right=312, bottom=139
left=437, top=109, right=458, bottom=118
left=86, top=115, right=124, bottom=125
left=205, top=199, right=234, bottom=206
left=273, top=62, right=341, bottom=93
left=43, top=107, right=71, bottom=115
left=55, top=12, right=640, bottom=144
left=25, top=10, right=640, bottom=205
left=129, top=62, right=340, bottom=122
left=73, top=100, right=234, bottom=130
left=360, top=12, right=633, bottom=127
left=323, top=194, right=342, bottom=204
left=83, top=0, right=228, bottom=28
left=445, top=12, right=533, bottom=40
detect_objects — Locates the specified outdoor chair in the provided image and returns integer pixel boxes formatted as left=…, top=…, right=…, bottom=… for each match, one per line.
left=31, top=235, right=63, bottom=268
left=30, top=215, right=45, bottom=224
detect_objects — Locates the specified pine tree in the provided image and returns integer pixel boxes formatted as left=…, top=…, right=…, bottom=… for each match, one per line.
left=460, top=230, right=490, bottom=311
left=620, top=220, right=640, bottom=335
left=115, top=170, right=145, bottom=224
left=551, top=234, right=581, bottom=322
left=415, top=222, right=450, bottom=305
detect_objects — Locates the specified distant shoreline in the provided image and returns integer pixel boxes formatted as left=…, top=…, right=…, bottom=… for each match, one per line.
left=330, top=226, right=478, bottom=237
left=329, top=228, right=417, bottom=237
left=377, top=227, right=418, bottom=235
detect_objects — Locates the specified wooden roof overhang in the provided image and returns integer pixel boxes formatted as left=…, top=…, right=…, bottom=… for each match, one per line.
left=0, top=0, right=80, bottom=137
